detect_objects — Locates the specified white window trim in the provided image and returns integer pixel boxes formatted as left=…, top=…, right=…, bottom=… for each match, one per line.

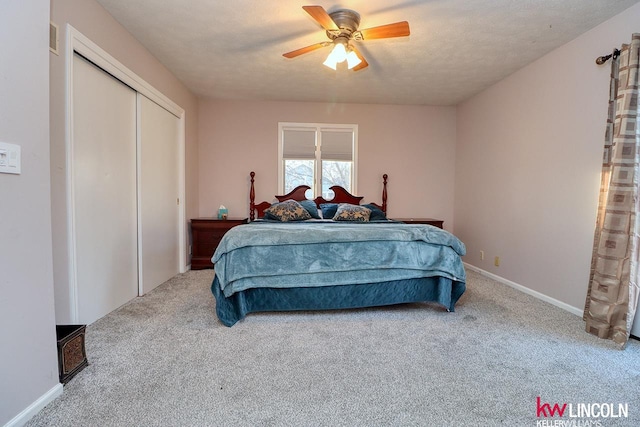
left=278, top=122, right=358, bottom=197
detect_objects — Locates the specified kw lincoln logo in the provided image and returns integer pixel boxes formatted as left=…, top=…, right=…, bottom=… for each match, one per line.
left=535, top=397, right=629, bottom=427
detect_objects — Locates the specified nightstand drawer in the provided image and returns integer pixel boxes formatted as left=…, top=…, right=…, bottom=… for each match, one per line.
left=190, top=218, right=248, bottom=269
left=194, top=230, right=228, bottom=244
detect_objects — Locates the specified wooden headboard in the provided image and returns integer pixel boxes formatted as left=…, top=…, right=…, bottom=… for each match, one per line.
left=249, top=171, right=388, bottom=221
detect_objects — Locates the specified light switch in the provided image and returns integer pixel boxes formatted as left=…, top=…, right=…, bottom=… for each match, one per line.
left=0, top=142, right=21, bottom=175
left=8, top=151, right=18, bottom=167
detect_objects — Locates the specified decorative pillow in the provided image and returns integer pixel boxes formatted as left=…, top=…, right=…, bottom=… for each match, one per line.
left=298, top=199, right=321, bottom=219
left=362, top=203, right=387, bottom=221
left=332, top=204, right=371, bottom=222
left=264, top=200, right=312, bottom=222
left=320, top=203, right=339, bottom=219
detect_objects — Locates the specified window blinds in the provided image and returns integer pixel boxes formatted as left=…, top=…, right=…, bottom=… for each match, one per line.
left=282, top=128, right=353, bottom=161
left=282, top=129, right=316, bottom=159
left=320, top=130, right=353, bottom=161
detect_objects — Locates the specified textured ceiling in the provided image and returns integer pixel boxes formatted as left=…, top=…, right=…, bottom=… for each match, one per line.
left=94, top=0, right=640, bottom=105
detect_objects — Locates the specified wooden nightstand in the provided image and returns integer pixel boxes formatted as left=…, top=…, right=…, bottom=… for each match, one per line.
left=393, top=218, right=444, bottom=229
left=190, top=218, right=248, bottom=269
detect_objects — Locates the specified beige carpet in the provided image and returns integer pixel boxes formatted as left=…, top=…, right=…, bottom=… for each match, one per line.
left=27, top=269, right=640, bottom=426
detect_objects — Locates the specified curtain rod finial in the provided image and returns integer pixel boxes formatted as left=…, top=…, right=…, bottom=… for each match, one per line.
left=596, top=48, right=621, bottom=65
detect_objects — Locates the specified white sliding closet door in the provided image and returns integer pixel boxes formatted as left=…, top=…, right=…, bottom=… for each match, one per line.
left=72, top=54, right=138, bottom=324
left=139, top=95, right=180, bottom=294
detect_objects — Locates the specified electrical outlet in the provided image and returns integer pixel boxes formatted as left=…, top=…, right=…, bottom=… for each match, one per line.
left=480, top=250, right=484, bottom=260
left=494, top=256, right=500, bottom=267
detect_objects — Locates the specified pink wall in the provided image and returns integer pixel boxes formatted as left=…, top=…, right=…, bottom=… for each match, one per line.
left=0, top=1, right=60, bottom=424
left=454, top=3, right=640, bottom=310
left=50, top=0, right=199, bottom=322
left=198, top=100, right=457, bottom=228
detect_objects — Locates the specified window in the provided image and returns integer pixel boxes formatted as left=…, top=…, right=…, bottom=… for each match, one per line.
left=278, top=122, right=357, bottom=199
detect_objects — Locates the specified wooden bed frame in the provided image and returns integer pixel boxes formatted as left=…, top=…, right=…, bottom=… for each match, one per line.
left=249, top=171, right=388, bottom=221
left=210, top=171, right=466, bottom=326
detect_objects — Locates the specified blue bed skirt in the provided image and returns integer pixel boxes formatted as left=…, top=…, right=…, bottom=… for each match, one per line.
left=211, top=276, right=466, bottom=326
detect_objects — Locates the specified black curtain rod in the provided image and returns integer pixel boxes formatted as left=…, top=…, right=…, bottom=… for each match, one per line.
left=595, top=48, right=621, bottom=65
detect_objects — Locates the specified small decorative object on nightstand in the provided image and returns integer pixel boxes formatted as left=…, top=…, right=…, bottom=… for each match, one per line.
left=191, top=217, right=248, bottom=269
left=217, top=205, right=228, bottom=219
left=393, top=218, right=444, bottom=229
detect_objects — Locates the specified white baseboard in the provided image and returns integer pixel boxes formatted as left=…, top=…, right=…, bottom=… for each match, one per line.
left=5, top=383, right=63, bottom=427
left=463, top=262, right=583, bottom=317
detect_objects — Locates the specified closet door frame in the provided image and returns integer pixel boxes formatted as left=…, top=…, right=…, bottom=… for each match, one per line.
left=65, top=25, right=187, bottom=322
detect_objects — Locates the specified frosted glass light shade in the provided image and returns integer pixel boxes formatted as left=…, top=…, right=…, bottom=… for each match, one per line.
left=346, top=51, right=362, bottom=69
left=323, top=55, right=338, bottom=70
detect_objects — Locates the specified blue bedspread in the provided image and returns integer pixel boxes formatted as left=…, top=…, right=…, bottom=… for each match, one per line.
left=212, top=222, right=466, bottom=297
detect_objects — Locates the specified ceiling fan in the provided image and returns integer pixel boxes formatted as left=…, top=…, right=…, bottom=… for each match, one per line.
left=283, top=5, right=410, bottom=71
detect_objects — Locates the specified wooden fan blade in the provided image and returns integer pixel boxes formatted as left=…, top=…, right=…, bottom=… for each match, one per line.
left=283, top=42, right=329, bottom=59
left=359, top=21, right=410, bottom=40
left=302, top=5, right=339, bottom=30
left=350, top=46, right=369, bottom=71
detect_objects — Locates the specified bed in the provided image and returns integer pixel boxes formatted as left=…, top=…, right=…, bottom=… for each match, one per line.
left=210, top=172, right=466, bottom=326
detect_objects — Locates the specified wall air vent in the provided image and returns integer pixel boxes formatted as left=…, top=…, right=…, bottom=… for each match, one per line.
left=50, top=21, right=59, bottom=55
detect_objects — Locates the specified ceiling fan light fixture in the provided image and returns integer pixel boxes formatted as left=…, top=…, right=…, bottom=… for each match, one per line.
left=323, top=41, right=347, bottom=69
left=284, top=6, right=411, bottom=73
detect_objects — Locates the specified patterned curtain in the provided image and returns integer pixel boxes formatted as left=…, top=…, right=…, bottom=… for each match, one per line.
left=584, top=34, right=640, bottom=347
